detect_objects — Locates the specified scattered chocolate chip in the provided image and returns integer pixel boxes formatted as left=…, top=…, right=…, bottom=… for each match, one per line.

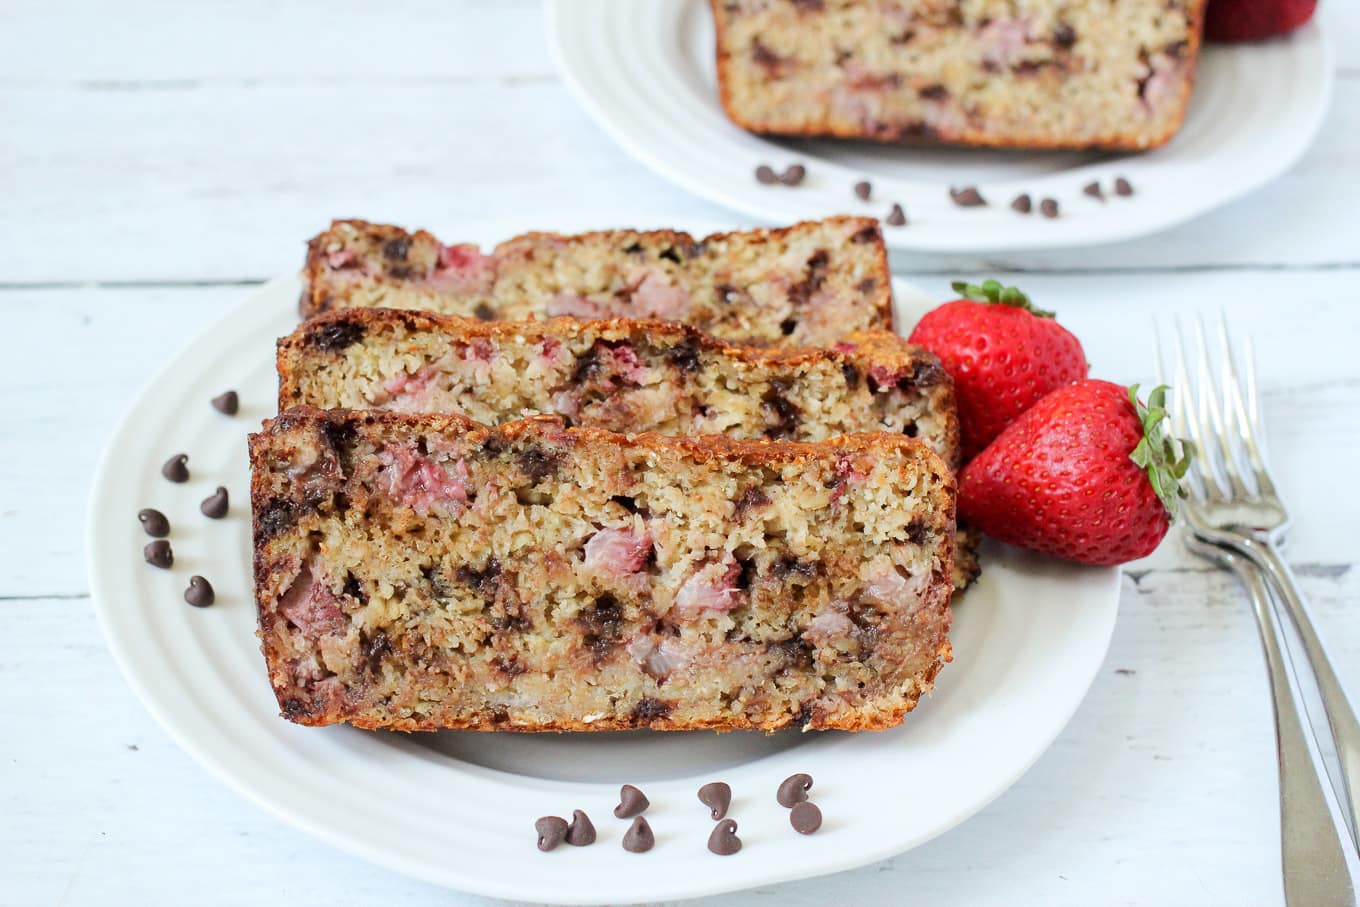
left=210, top=390, right=239, bottom=415
left=918, top=83, right=949, bottom=100
left=698, top=782, right=732, bottom=820
left=755, top=164, right=778, bottom=185
left=200, top=486, right=229, bottom=519
left=1083, top=180, right=1104, bottom=201
left=1011, top=193, right=1033, bottom=214
left=184, top=575, right=215, bottom=607
left=780, top=164, right=806, bottom=186
left=566, top=809, right=596, bottom=846
left=1054, top=22, right=1077, bottom=48
left=790, top=801, right=823, bottom=835
left=161, top=454, right=189, bottom=483
left=949, top=186, right=987, bottom=207
left=615, top=784, right=650, bottom=819
left=472, top=302, right=496, bottom=321
left=382, top=236, right=411, bottom=261
left=137, top=508, right=169, bottom=538
left=707, top=819, right=742, bottom=855
left=622, top=816, right=655, bottom=853
left=777, top=773, right=813, bottom=808
left=853, top=180, right=872, bottom=201
left=1115, top=177, right=1135, bottom=197
left=143, top=540, right=173, bottom=569
left=536, top=816, right=569, bottom=852
left=1040, top=198, right=1061, bottom=218
left=884, top=204, right=907, bottom=227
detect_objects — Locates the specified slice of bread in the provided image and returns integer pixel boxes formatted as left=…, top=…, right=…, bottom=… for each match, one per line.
left=299, top=217, right=892, bottom=348
left=711, top=0, right=1205, bottom=150
left=277, top=308, right=959, bottom=468
left=250, top=407, right=955, bottom=732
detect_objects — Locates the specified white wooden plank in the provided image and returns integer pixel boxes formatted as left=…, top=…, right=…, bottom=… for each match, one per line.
left=0, top=77, right=1355, bottom=283
left=0, top=0, right=549, bottom=82
left=5, top=563, right=1358, bottom=906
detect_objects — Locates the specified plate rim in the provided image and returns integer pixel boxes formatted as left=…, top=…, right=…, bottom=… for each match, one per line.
left=546, top=0, right=1335, bottom=253
left=86, top=221, right=1122, bottom=903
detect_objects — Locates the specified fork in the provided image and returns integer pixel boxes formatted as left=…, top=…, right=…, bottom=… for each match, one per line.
left=1160, top=316, right=1360, bottom=848
left=1157, top=316, right=1360, bottom=902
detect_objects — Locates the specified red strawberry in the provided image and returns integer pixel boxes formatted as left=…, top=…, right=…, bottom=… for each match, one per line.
left=1205, top=0, right=1316, bottom=41
left=908, top=280, right=1087, bottom=461
left=958, top=381, right=1190, bottom=566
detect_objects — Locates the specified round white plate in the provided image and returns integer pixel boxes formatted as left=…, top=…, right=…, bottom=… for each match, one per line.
left=548, top=1, right=1332, bottom=252
left=88, top=212, right=1119, bottom=904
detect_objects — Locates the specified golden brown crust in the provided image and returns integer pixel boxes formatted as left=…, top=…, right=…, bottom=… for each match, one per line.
left=708, top=0, right=1206, bottom=151
left=251, top=406, right=955, bottom=733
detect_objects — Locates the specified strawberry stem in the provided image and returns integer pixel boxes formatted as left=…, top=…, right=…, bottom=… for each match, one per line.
left=1128, top=384, right=1194, bottom=519
left=950, top=279, right=1054, bottom=318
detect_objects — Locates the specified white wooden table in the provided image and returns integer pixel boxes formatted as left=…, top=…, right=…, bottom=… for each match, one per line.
left=3, top=2, right=1358, bottom=904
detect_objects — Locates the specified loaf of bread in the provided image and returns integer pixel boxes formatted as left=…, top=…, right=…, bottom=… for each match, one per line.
left=299, top=217, right=892, bottom=348
left=250, top=407, right=955, bottom=732
left=710, top=0, right=1205, bottom=150
left=277, top=308, right=959, bottom=467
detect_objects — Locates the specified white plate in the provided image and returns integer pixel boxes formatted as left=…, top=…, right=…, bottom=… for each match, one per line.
left=548, top=1, right=1333, bottom=253
left=88, top=212, right=1119, bottom=904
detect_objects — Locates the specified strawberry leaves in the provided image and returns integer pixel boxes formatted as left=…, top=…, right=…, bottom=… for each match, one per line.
left=949, top=279, right=1054, bottom=318
left=1128, top=384, right=1193, bottom=519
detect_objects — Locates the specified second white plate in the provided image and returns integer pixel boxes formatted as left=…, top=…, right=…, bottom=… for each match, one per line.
left=549, top=1, right=1332, bottom=252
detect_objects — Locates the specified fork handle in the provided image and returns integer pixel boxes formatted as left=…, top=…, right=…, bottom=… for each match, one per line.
left=1218, top=546, right=1360, bottom=904
left=1245, top=537, right=1360, bottom=851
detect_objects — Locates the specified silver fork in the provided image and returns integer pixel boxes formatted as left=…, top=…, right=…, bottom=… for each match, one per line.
left=1158, top=316, right=1360, bottom=903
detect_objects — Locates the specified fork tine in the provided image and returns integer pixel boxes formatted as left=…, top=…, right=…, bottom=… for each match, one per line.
left=1223, top=321, right=1278, bottom=498
left=1173, top=318, right=1222, bottom=500
left=1202, top=318, right=1251, bottom=503
left=1214, top=313, right=1258, bottom=498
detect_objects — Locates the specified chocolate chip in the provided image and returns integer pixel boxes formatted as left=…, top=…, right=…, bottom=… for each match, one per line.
left=382, top=236, right=410, bottom=261
left=707, top=819, right=742, bottom=855
left=311, top=320, right=364, bottom=352
left=918, top=83, right=948, bottom=100
left=1115, top=177, right=1135, bottom=197
left=615, top=784, right=650, bottom=819
left=536, top=816, right=569, bottom=852
left=161, top=454, right=189, bottom=483
left=885, top=204, right=907, bottom=227
left=1054, top=22, right=1077, bottom=48
left=1011, top=193, right=1033, bottom=214
left=949, top=186, right=987, bottom=207
left=1040, top=198, right=1060, bottom=218
left=1083, top=180, right=1104, bottom=201
left=777, top=773, right=813, bottom=807
left=473, top=303, right=496, bottom=321
left=631, top=697, right=672, bottom=722
left=850, top=224, right=880, bottom=244
left=853, top=180, right=872, bottom=201
left=565, top=809, right=596, bottom=846
left=698, top=782, right=732, bottom=820
left=790, top=801, right=823, bottom=835
left=755, top=164, right=778, bottom=185
left=143, top=539, right=173, bottom=569
left=138, top=508, right=169, bottom=538
left=210, top=390, right=239, bottom=415
left=779, top=164, right=806, bottom=186
left=200, top=486, right=229, bottom=519
left=184, top=575, right=215, bottom=607
left=622, top=816, right=655, bottom=853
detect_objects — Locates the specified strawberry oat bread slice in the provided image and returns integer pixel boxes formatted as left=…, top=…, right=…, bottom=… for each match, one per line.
left=711, top=0, right=1206, bottom=150
left=299, top=217, right=891, bottom=348
left=250, top=407, right=955, bottom=732
left=277, top=308, right=960, bottom=467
